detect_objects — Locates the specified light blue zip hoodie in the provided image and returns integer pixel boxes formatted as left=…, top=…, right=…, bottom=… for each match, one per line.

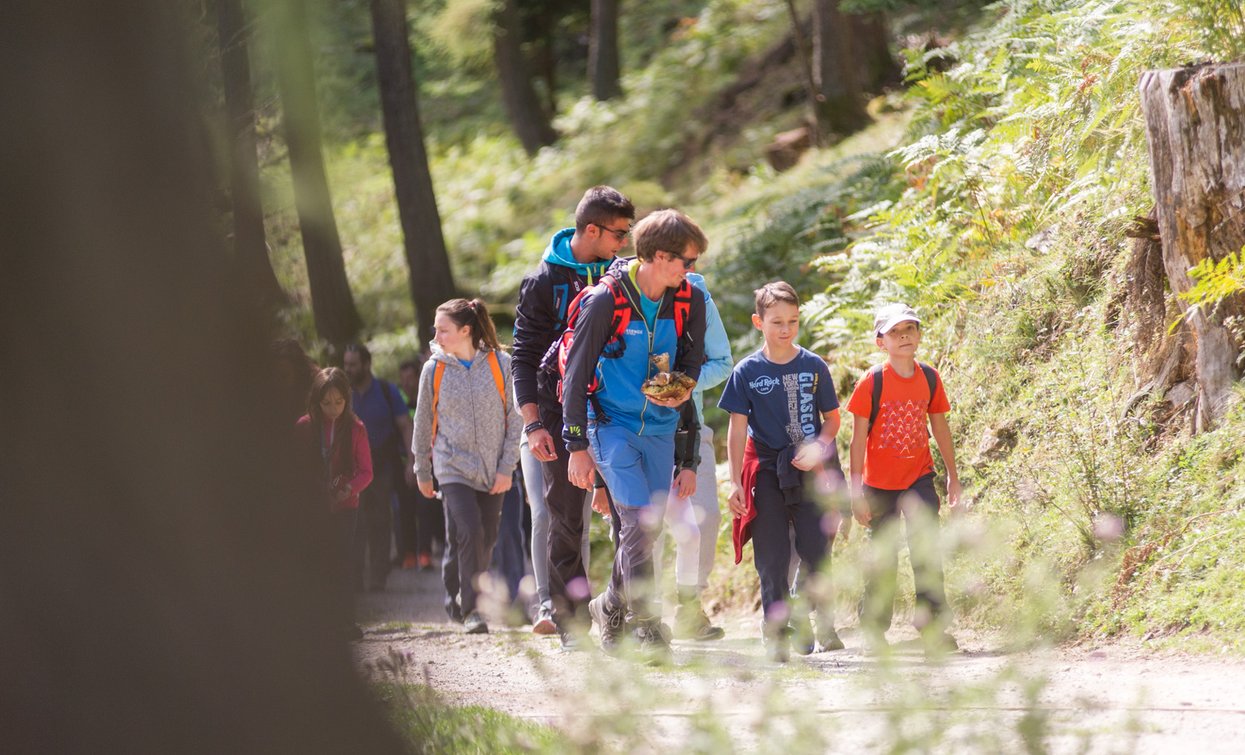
left=686, top=272, right=734, bottom=423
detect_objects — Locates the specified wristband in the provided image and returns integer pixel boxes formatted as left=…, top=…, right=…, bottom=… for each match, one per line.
left=523, top=420, right=544, bottom=435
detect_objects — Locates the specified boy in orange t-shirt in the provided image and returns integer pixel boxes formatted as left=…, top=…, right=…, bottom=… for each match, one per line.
left=846, top=303, right=960, bottom=655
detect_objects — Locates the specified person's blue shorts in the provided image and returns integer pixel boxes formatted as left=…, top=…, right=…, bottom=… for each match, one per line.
left=588, top=424, right=675, bottom=509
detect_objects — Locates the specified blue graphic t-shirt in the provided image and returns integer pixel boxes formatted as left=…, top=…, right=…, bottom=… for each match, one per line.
left=718, top=346, right=839, bottom=450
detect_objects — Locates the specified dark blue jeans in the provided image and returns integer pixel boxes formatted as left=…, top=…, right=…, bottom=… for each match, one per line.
left=861, top=473, right=948, bottom=634
left=749, top=467, right=829, bottom=629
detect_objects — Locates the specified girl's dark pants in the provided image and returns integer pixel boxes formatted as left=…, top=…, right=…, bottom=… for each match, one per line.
left=441, top=483, right=504, bottom=616
left=861, top=472, right=948, bottom=634
left=750, top=468, right=830, bottom=627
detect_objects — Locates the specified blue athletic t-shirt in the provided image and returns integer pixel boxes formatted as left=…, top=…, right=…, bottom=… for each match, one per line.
left=352, top=377, right=406, bottom=457
left=718, top=346, right=839, bottom=450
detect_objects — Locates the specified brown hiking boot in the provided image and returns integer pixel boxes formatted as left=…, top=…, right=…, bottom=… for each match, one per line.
left=674, top=603, right=725, bottom=641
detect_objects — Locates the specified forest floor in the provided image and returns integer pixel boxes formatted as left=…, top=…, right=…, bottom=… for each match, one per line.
left=353, top=566, right=1245, bottom=753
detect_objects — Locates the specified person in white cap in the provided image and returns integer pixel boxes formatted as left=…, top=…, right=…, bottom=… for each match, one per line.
left=846, top=303, right=961, bottom=657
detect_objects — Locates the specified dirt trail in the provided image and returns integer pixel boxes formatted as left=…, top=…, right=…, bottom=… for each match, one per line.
left=354, top=567, right=1245, bottom=753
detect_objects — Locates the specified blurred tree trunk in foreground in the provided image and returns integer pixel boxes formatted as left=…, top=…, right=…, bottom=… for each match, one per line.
left=1140, top=62, right=1245, bottom=430
left=215, top=0, right=286, bottom=310
left=589, top=0, right=622, bottom=101
left=494, top=0, right=557, bottom=155
left=369, top=0, right=457, bottom=351
left=0, top=2, right=405, bottom=751
left=271, top=0, right=363, bottom=348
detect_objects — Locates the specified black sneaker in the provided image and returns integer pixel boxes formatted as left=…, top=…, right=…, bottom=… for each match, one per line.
left=790, top=614, right=815, bottom=656
left=588, top=594, right=625, bottom=655
left=445, top=601, right=464, bottom=624
left=558, top=628, right=586, bottom=653
left=634, top=622, right=673, bottom=666
left=463, top=611, right=489, bottom=635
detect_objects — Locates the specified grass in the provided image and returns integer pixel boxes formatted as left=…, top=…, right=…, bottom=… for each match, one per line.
left=376, top=683, right=560, bottom=754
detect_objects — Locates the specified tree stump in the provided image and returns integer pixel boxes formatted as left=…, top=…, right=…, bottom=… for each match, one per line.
left=1139, top=62, right=1245, bottom=430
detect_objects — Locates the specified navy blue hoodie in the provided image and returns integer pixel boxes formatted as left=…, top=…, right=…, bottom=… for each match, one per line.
left=511, top=228, right=613, bottom=413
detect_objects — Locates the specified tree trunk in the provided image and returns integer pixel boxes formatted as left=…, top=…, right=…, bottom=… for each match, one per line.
left=369, top=0, right=457, bottom=352
left=781, top=1, right=822, bottom=145
left=589, top=0, right=622, bottom=101
left=849, top=11, right=900, bottom=92
left=214, top=0, right=286, bottom=310
left=271, top=0, right=362, bottom=348
left=1140, top=62, right=1245, bottom=430
left=812, top=0, right=869, bottom=138
left=494, top=0, right=557, bottom=155
left=1, top=2, right=405, bottom=751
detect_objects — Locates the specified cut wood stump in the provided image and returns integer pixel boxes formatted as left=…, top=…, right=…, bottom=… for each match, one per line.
left=1139, top=62, right=1245, bottom=430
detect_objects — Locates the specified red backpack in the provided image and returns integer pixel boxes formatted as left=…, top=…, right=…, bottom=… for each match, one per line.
left=542, top=274, right=693, bottom=401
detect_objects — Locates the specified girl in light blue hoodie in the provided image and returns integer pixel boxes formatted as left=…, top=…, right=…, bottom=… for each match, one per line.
left=413, top=298, right=522, bottom=634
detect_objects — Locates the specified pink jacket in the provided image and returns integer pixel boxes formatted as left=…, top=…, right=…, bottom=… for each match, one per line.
left=296, top=415, right=373, bottom=511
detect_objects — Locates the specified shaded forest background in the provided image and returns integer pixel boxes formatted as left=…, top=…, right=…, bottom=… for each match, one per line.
left=201, top=0, right=1245, bottom=652
left=4, top=0, right=1245, bottom=750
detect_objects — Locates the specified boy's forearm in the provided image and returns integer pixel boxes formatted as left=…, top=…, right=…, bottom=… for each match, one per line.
left=930, top=415, right=958, bottom=482
left=849, top=416, right=868, bottom=490
left=726, top=414, right=747, bottom=485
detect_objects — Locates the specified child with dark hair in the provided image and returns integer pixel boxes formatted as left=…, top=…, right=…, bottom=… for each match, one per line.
left=296, top=368, right=374, bottom=578
left=412, top=298, right=522, bottom=635
left=721, top=282, right=847, bottom=662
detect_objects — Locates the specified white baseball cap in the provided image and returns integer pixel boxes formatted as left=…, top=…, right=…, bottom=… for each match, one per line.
left=873, top=303, right=921, bottom=336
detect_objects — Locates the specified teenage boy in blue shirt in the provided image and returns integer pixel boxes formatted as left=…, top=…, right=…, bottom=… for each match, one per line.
left=561, top=209, right=709, bottom=662
left=720, top=282, right=846, bottom=662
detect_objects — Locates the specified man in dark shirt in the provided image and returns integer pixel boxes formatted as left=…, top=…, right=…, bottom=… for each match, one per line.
left=343, top=343, right=412, bottom=592
left=511, top=186, right=634, bottom=647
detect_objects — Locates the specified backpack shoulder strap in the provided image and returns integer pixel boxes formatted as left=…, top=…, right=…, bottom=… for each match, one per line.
left=430, top=361, right=446, bottom=444
left=672, top=279, right=693, bottom=338
left=867, top=364, right=885, bottom=436
left=918, top=362, right=938, bottom=408
left=487, top=351, right=507, bottom=431
left=600, top=275, right=632, bottom=341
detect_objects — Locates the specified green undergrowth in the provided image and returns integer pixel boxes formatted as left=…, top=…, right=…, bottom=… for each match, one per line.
left=703, top=0, right=1245, bottom=650
left=376, top=683, right=560, bottom=754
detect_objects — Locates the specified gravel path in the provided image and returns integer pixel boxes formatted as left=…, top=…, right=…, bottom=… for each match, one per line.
left=353, top=566, right=1245, bottom=753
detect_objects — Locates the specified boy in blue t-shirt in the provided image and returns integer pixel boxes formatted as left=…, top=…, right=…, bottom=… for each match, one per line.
left=719, top=281, right=846, bottom=662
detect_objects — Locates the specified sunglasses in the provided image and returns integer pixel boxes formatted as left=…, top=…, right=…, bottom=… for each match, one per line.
left=591, top=222, right=630, bottom=241
left=663, top=250, right=698, bottom=270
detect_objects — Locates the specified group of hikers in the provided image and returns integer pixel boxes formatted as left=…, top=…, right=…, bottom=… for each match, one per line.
left=294, top=185, right=963, bottom=663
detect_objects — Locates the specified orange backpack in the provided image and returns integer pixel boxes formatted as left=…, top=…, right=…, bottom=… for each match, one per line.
left=429, top=351, right=507, bottom=443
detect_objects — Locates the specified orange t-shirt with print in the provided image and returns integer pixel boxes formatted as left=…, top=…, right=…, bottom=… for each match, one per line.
left=846, top=362, right=950, bottom=491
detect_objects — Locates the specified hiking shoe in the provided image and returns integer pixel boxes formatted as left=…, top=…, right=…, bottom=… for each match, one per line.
left=417, top=552, right=433, bottom=571
left=464, top=611, right=489, bottom=635
left=558, top=631, right=585, bottom=653
left=863, top=630, right=890, bottom=655
left=588, top=594, right=625, bottom=655
left=674, top=605, right=725, bottom=641
left=401, top=552, right=418, bottom=569
left=816, top=623, right=845, bottom=652
left=763, top=628, right=790, bottom=663
left=445, top=600, right=464, bottom=625
left=634, top=622, right=673, bottom=666
left=922, top=629, right=959, bottom=658
left=532, top=609, right=557, bottom=636
left=790, top=614, right=815, bottom=656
